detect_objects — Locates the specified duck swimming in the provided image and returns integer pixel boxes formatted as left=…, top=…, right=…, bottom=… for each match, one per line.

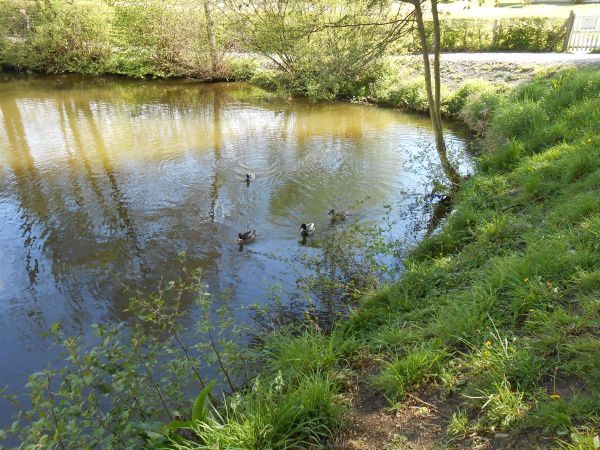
left=238, top=229, right=256, bottom=244
left=300, top=223, right=315, bottom=237
left=245, top=172, right=256, bottom=182
left=328, top=209, right=349, bottom=222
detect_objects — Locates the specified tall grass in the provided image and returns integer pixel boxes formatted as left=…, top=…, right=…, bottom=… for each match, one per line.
left=337, top=67, right=600, bottom=447
left=191, top=373, right=343, bottom=449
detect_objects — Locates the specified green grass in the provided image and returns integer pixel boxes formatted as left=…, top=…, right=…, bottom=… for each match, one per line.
left=261, top=328, right=357, bottom=378
left=310, top=67, right=600, bottom=447
left=373, top=345, right=446, bottom=401
left=191, top=372, right=344, bottom=449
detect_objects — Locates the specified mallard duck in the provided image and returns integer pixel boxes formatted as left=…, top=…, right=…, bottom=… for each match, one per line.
left=328, top=209, right=349, bottom=222
left=238, top=229, right=256, bottom=244
left=245, top=172, right=256, bottom=182
left=300, top=223, right=315, bottom=237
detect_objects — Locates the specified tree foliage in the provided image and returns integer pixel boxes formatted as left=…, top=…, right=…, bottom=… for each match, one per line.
left=221, top=0, right=415, bottom=98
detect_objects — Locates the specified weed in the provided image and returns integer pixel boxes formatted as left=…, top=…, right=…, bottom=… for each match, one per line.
left=479, top=380, right=529, bottom=430
left=447, top=410, right=469, bottom=439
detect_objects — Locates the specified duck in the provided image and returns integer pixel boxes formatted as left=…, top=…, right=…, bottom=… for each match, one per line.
left=245, top=172, right=256, bottom=182
left=300, top=223, right=315, bottom=237
left=328, top=209, right=349, bottom=222
left=238, top=229, right=256, bottom=244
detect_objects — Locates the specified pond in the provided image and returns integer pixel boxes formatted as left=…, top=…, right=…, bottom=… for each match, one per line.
left=0, top=74, right=471, bottom=427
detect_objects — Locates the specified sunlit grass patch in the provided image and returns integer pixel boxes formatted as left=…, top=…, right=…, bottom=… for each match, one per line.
left=192, top=372, right=344, bottom=449
left=475, top=213, right=521, bottom=245
left=557, top=428, right=600, bottom=450
left=262, top=328, right=356, bottom=379
left=446, top=409, right=470, bottom=439
left=429, top=291, right=493, bottom=345
left=464, top=332, right=549, bottom=392
left=373, top=345, right=446, bottom=402
left=526, top=390, right=600, bottom=438
left=560, top=338, right=600, bottom=385
left=474, top=380, right=529, bottom=431
left=369, top=320, right=424, bottom=353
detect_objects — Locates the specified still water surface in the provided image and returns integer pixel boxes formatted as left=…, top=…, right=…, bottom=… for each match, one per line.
left=0, top=74, right=470, bottom=426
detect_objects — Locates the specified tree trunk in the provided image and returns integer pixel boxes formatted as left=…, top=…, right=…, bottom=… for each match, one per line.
left=413, top=1, right=462, bottom=187
left=203, top=0, right=219, bottom=77
left=431, top=0, right=443, bottom=126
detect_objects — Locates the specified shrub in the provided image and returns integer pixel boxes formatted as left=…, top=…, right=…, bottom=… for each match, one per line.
left=109, top=0, right=214, bottom=78
left=494, top=18, right=566, bottom=52
left=0, top=0, right=225, bottom=78
left=441, top=19, right=494, bottom=52
left=395, top=17, right=567, bottom=53
left=1, top=0, right=112, bottom=74
left=225, top=57, right=260, bottom=81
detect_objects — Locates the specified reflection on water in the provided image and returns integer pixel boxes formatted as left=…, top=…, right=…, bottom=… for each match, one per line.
left=0, top=74, right=471, bottom=426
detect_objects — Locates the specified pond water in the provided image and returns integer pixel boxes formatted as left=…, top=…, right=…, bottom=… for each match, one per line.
left=0, top=74, right=471, bottom=427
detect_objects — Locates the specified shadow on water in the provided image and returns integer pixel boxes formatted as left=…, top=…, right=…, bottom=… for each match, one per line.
left=0, top=73, right=473, bottom=428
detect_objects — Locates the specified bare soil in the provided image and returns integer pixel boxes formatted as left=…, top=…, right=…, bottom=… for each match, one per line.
left=331, top=380, right=558, bottom=450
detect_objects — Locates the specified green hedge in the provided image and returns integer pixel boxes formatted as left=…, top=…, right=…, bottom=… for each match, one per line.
left=0, top=0, right=219, bottom=77
left=395, top=17, right=567, bottom=53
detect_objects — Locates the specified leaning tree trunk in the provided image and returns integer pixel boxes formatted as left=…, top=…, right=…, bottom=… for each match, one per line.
left=203, top=0, right=219, bottom=77
left=431, top=0, right=443, bottom=127
left=413, top=0, right=462, bottom=187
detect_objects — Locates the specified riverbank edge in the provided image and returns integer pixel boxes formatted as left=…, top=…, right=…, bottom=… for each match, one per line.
left=219, top=64, right=600, bottom=449
left=320, top=68, right=600, bottom=449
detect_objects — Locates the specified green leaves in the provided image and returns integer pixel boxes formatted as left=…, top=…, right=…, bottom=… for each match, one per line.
left=192, top=381, right=216, bottom=424
left=2, top=264, right=244, bottom=449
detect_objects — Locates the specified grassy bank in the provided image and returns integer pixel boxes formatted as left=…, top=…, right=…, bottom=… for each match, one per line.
left=335, top=66, right=600, bottom=449
left=183, top=66, right=600, bottom=449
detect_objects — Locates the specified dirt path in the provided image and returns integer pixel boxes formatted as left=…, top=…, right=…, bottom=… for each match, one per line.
left=391, top=52, right=600, bottom=88
left=437, top=52, right=600, bottom=65
left=333, top=383, right=460, bottom=450
left=332, top=382, right=555, bottom=450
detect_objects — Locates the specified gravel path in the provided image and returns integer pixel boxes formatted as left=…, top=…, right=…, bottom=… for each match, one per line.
left=392, top=52, right=600, bottom=88
left=438, top=52, right=600, bottom=65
